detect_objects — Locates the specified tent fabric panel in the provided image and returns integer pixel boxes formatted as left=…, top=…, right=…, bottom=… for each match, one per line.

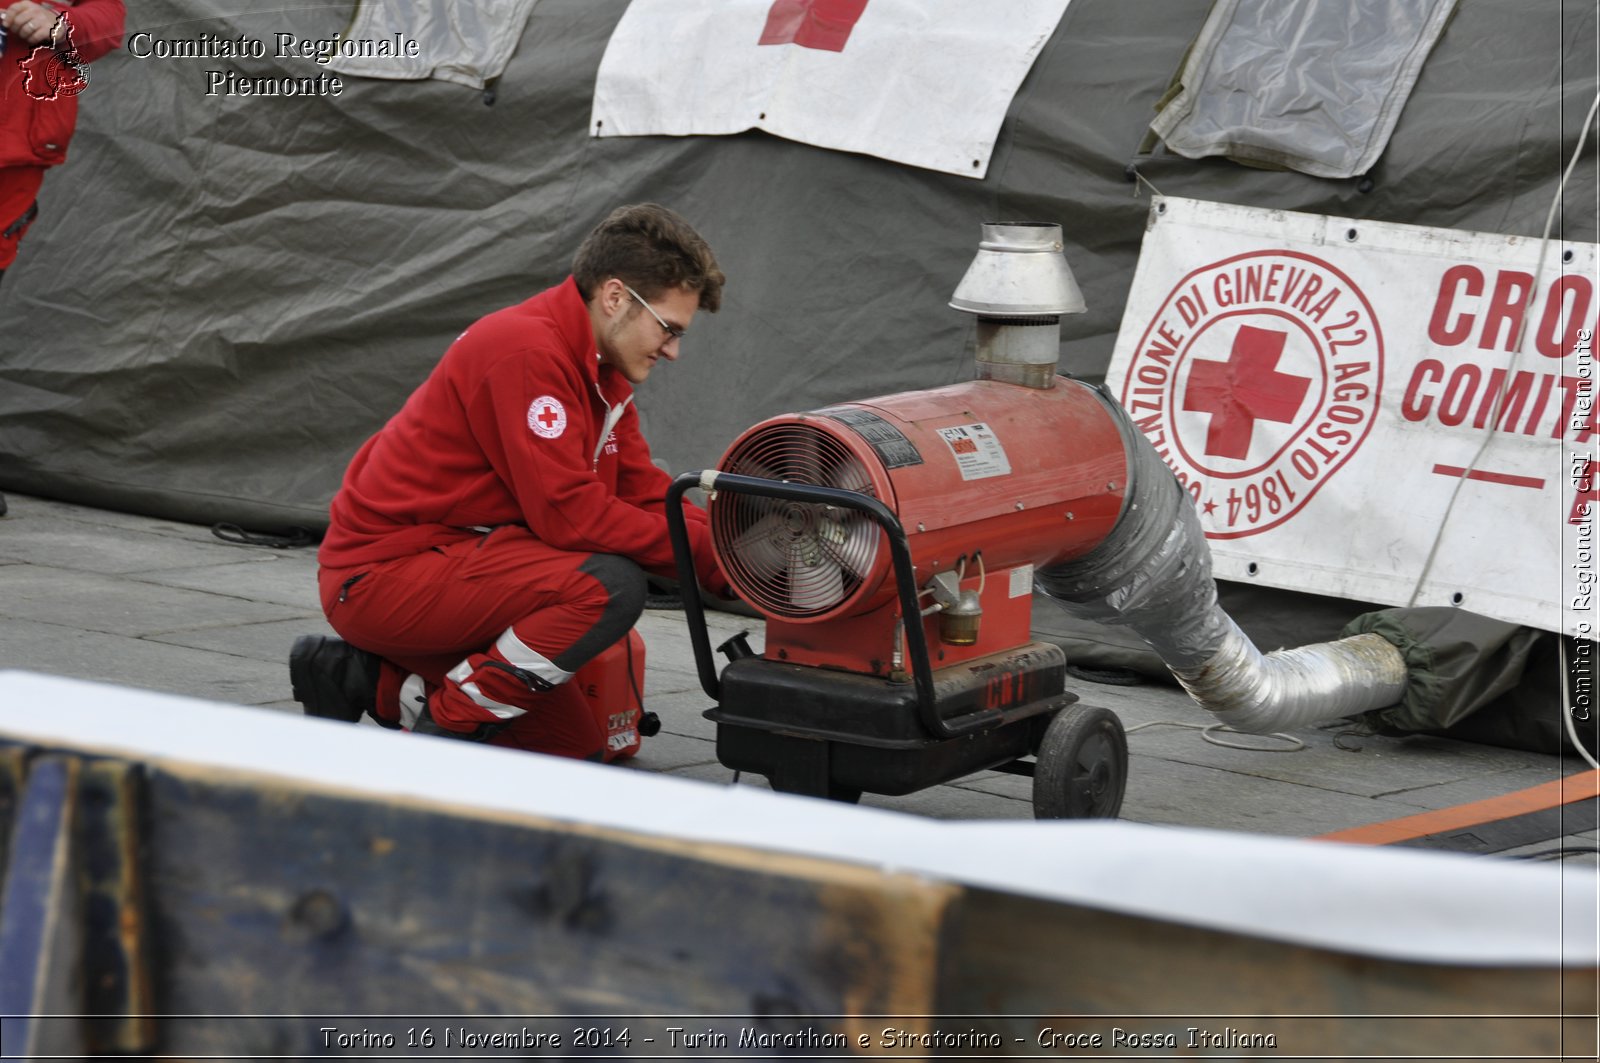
left=0, top=0, right=1590, bottom=538
left=1148, top=0, right=1461, bottom=178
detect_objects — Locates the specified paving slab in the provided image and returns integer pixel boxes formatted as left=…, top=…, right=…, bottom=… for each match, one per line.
left=1124, top=732, right=1515, bottom=799
left=0, top=510, right=278, bottom=575
left=131, top=556, right=323, bottom=612
left=944, top=750, right=1434, bottom=836
left=943, top=768, right=1037, bottom=805
left=0, top=618, right=291, bottom=706
left=618, top=729, right=721, bottom=774
left=145, top=616, right=337, bottom=667
left=861, top=782, right=1034, bottom=820
left=641, top=661, right=708, bottom=699
left=1114, top=758, right=1431, bottom=837
left=1, top=564, right=309, bottom=638
left=1379, top=761, right=1583, bottom=811
left=1053, top=674, right=1219, bottom=727
left=641, top=687, right=722, bottom=741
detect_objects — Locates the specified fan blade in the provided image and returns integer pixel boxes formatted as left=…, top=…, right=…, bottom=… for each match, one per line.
left=729, top=512, right=790, bottom=574
left=792, top=432, right=827, bottom=485
left=827, top=456, right=873, bottom=495
left=786, top=535, right=845, bottom=611
left=815, top=512, right=878, bottom=580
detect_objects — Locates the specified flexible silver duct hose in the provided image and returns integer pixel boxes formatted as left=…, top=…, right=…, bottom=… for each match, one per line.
left=1036, top=388, right=1407, bottom=733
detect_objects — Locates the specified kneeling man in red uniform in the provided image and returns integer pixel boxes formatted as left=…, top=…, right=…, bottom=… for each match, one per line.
left=291, top=204, right=729, bottom=755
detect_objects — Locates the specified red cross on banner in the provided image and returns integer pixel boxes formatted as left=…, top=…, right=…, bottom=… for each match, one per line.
left=760, top=0, right=870, bottom=52
left=1183, top=324, right=1312, bottom=460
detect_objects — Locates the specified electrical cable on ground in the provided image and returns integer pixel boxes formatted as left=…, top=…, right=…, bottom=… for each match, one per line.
left=211, top=522, right=315, bottom=549
left=1065, top=663, right=1146, bottom=686
left=1125, top=718, right=1305, bottom=752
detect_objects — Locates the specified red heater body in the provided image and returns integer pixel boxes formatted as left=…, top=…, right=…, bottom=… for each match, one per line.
left=714, top=379, right=1128, bottom=676
left=668, top=377, right=1135, bottom=816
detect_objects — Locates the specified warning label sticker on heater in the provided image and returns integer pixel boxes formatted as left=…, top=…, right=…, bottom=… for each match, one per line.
left=1009, top=563, right=1033, bottom=599
left=937, top=422, right=1011, bottom=480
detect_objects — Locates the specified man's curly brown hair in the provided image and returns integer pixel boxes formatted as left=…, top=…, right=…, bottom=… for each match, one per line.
left=572, top=203, right=724, bottom=312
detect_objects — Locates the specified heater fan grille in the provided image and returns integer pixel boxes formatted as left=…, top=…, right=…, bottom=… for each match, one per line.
left=714, top=422, right=884, bottom=619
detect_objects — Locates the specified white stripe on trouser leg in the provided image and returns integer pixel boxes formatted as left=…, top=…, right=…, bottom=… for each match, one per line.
left=398, top=673, right=428, bottom=730
left=445, top=657, right=527, bottom=720
left=493, top=627, right=575, bottom=687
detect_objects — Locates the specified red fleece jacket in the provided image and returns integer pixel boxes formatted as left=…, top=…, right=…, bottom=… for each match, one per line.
left=0, top=0, right=125, bottom=170
left=321, top=278, right=725, bottom=592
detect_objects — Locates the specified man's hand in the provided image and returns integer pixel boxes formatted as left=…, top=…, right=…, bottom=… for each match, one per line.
left=2, top=2, right=68, bottom=48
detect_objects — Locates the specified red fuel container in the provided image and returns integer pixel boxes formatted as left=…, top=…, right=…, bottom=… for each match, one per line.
left=574, top=629, right=647, bottom=761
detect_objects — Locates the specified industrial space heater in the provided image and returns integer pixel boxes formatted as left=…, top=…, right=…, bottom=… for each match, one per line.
left=665, top=222, right=1133, bottom=818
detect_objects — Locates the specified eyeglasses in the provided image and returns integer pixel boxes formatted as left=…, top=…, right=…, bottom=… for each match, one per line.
left=623, top=284, right=687, bottom=341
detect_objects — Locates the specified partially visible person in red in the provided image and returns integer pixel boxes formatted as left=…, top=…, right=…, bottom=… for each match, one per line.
left=0, top=0, right=123, bottom=516
left=0, top=0, right=125, bottom=284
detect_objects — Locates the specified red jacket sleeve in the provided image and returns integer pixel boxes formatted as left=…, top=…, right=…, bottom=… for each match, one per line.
left=611, top=403, right=726, bottom=589
left=58, top=0, right=124, bottom=63
left=612, top=402, right=710, bottom=530
left=466, top=337, right=728, bottom=594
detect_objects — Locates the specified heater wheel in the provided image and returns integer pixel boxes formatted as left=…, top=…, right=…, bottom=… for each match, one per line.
left=1032, top=705, right=1127, bottom=820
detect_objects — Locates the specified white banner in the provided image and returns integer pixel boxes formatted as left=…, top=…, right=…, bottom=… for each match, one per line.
left=590, top=0, right=1073, bottom=179
left=1106, top=197, right=1596, bottom=638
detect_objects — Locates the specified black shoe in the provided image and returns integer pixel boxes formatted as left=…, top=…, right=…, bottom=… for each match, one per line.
left=290, top=635, right=386, bottom=725
left=411, top=703, right=508, bottom=744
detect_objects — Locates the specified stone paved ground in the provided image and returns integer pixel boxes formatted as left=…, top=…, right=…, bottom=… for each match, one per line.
left=1, top=491, right=1593, bottom=859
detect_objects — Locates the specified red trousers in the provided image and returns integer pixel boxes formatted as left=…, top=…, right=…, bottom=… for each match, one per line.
left=318, top=527, right=646, bottom=759
left=0, top=167, right=43, bottom=271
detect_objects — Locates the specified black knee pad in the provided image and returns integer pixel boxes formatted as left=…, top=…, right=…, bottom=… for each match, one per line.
left=554, top=554, right=647, bottom=670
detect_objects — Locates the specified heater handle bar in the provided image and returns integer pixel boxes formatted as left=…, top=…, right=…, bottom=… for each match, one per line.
left=667, top=471, right=1000, bottom=740
left=665, top=472, right=727, bottom=703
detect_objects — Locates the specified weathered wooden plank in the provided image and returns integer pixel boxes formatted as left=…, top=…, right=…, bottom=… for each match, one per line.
left=937, top=885, right=1599, bottom=1059
left=139, top=767, right=956, bottom=1058
left=0, top=756, right=86, bottom=1060
left=77, top=759, right=155, bottom=1055
left=0, top=747, right=26, bottom=892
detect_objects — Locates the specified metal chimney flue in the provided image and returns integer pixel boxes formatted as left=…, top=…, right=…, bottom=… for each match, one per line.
left=949, top=222, right=1085, bottom=389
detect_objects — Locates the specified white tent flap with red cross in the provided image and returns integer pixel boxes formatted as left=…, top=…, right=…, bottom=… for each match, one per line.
left=1105, top=196, right=1596, bottom=638
left=590, top=0, right=1074, bottom=179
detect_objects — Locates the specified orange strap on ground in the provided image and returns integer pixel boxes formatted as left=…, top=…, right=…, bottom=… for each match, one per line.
left=1315, top=769, right=1600, bottom=846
